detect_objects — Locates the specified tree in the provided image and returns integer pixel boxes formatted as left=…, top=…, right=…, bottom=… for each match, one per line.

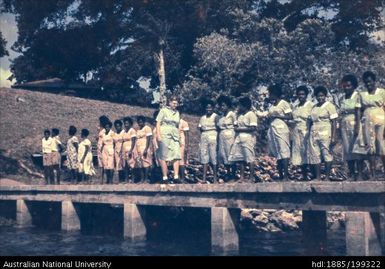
left=0, top=31, right=8, bottom=57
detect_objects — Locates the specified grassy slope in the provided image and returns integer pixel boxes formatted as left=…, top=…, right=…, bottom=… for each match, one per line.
left=0, top=88, right=200, bottom=174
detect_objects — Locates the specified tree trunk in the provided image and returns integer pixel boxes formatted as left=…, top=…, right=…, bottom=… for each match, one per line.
left=157, top=48, right=166, bottom=108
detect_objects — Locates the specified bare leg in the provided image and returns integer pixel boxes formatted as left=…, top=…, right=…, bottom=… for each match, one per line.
left=282, top=158, right=289, bottom=181
left=356, top=160, right=364, bottom=181
left=277, top=159, right=284, bottom=180
left=172, top=160, right=179, bottom=179
left=249, top=161, right=255, bottom=182
left=325, top=161, right=332, bottom=181
left=240, top=162, right=245, bottom=181
left=368, top=155, right=376, bottom=180
left=179, top=165, right=186, bottom=181
left=311, top=164, right=321, bottom=181
left=159, top=160, right=168, bottom=181
left=301, top=164, right=308, bottom=181
left=212, top=164, right=218, bottom=183
left=144, top=167, right=150, bottom=183
left=44, top=166, right=50, bottom=184
left=203, top=164, right=208, bottom=182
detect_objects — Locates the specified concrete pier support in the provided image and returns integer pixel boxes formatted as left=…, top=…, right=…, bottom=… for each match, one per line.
left=16, top=200, right=32, bottom=228
left=302, top=210, right=327, bottom=255
left=123, top=203, right=146, bottom=240
left=211, top=207, right=239, bottom=254
left=346, top=212, right=382, bottom=256
left=61, top=201, right=81, bottom=231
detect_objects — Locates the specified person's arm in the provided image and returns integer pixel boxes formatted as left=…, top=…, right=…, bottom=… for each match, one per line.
left=129, top=137, right=137, bottom=158
left=143, top=128, right=152, bottom=158
left=184, top=129, right=190, bottom=161
left=331, top=119, right=337, bottom=146
left=81, top=145, right=89, bottom=163
left=354, top=107, right=361, bottom=137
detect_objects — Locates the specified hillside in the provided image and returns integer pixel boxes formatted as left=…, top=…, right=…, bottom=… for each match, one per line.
left=0, top=88, right=200, bottom=182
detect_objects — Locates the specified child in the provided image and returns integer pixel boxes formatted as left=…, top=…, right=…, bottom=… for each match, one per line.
left=136, top=116, right=153, bottom=183
left=51, top=128, right=64, bottom=184
left=179, top=112, right=190, bottom=182
left=42, top=129, right=54, bottom=184
left=78, top=129, right=96, bottom=181
left=66, top=126, right=79, bottom=183
left=113, top=120, right=125, bottom=183
left=122, top=117, right=137, bottom=183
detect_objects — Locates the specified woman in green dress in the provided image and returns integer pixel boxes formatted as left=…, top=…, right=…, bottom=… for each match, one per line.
left=339, top=74, right=363, bottom=180
left=259, top=85, right=292, bottom=181
left=291, top=86, right=313, bottom=180
left=228, top=97, right=258, bottom=182
left=353, top=71, right=385, bottom=179
left=156, top=96, right=181, bottom=183
left=217, top=95, right=237, bottom=181
left=308, top=86, right=338, bottom=180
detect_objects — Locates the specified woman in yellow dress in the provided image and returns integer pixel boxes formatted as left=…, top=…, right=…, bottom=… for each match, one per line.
left=78, top=129, right=96, bottom=182
left=122, top=117, right=137, bottom=183
left=113, top=120, right=125, bottom=183
left=97, top=115, right=110, bottom=182
left=136, top=116, right=153, bottom=183
left=353, top=71, right=385, bottom=179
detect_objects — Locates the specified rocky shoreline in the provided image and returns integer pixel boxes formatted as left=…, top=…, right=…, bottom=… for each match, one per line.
left=240, top=209, right=345, bottom=232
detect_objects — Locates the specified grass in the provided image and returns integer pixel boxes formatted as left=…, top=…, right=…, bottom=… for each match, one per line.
left=0, top=87, right=201, bottom=181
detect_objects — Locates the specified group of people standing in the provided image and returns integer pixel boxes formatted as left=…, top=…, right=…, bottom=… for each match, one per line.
left=41, top=71, right=384, bottom=184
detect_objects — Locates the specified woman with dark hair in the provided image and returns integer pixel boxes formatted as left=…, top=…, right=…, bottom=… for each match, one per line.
left=178, top=110, right=190, bottom=182
left=353, top=71, right=385, bottom=179
left=198, top=99, right=219, bottom=183
left=51, top=128, right=63, bottom=184
left=217, top=95, right=237, bottom=180
left=259, top=85, right=292, bottom=181
left=100, top=121, right=115, bottom=184
left=308, top=86, right=338, bottom=180
left=156, top=96, right=181, bottom=183
left=291, top=86, right=313, bottom=180
left=122, top=117, right=137, bottom=183
left=339, top=74, right=363, bottom=180
left=113, top=120, right=125, bottom=183
left=78, top=129, right=95, bottom=182
left=229, top=96, right=258, bottom=182
left=136, top=116, right=153, bottom=183
left=97, top=115, right=110, bottom=182
left=42, top=129, right=54, bottom=184
left=67, top=125, right=79, bottom=183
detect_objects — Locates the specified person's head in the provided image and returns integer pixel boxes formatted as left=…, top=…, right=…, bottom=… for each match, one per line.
left=341, top=74, right=358, bottom=93
left=314, top=86, right=328, bottom=104
left=68, top=125, right=77, bottom=136
left=202, top=99, right=215, bottom=115
left=238, top=96, right=252, bottom=113
left=168, top=96, right=179, bottom=110
left=114, top=120, right=123, bottom=133
left=268, top=84, right=282, bottom=105
left=44, top=129, right=50, bottom=139
left=99, top=115, right=110, bottom=128
left=296, top=85, right=309, bottom=103
left=137, top=116, right=146, bottom=129
left=123, top=117, right=133, bottom=130
left=362, top=71, right=376, bottom=91
left=104, top=121, right=112, bottom=132
left=217, top=95, right=232, bottom=114
left=51, top=128, right=59, bottom=137
left=81, top=129, right=89, bottom=139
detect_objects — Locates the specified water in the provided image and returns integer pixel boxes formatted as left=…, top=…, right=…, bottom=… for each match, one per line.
left=0, top=225, right=346, bottom=256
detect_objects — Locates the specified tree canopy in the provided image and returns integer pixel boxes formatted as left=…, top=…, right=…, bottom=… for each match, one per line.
left=3, top=0, right=385, bottom=110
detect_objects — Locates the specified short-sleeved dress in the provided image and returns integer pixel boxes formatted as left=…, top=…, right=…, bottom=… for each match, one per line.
left=51, top=135, right=62, bottom=166
left=291, top=101, right=313, bottom=166
left=101, top=130, right=115, bottom=169
left=156, top=107, right=181, bottom=161
left=97, top=128, right=104, bottom=168
left=66, top=136, right=79, bottom=169
left=353, top=88, right=385, bottom=156
left=308, top=101, right=338, bottom=164
left=217, top=111, right=236, bottom=165
left=228, top=111, right=258, bottom=163
left=267, top=100, right=292, bottom=160
left=113, top=130, right=124, bottom=171
left=42, top=137, right=54, bottom=166
left=78, top=138, right=96, bottom=176
left=198, top=113, right=219, bottom=165
left=179, top=119, right=190, bottom=166
left=339, top=91, right=361, bottom=161
left=122, top=128, right=137, bottom=169
left=136, top=125, right=153, bottom=168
